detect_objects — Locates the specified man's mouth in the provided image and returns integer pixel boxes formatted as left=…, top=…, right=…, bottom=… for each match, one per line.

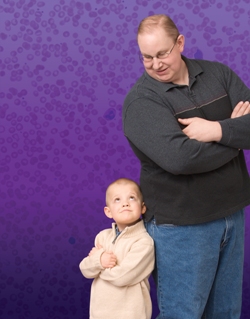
left=157, top=67, right=168, bottom=74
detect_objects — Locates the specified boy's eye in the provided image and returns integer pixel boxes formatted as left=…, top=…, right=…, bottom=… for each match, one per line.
left=114, top=198, right=120, bottom=202
left=129, top=196, right=135, bottom=200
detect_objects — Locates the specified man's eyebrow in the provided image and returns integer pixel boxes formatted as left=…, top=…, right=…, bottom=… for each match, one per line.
left=142, top=48, right=170, bottom=56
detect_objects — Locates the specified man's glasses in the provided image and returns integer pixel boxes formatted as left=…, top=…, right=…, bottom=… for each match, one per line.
left=139, top=35, right=179, bottom=63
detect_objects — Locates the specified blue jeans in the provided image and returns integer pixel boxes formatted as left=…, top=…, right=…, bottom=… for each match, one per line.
left=145, top=209, right=245, bottom=319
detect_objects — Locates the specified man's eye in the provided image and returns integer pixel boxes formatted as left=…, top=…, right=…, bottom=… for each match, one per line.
left=144, top=55, right=152, bottom=60
left=158, top=52, right=167, bottom=58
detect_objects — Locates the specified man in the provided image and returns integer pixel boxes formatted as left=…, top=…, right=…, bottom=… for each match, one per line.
left=122, top=14, right=250, bottom=319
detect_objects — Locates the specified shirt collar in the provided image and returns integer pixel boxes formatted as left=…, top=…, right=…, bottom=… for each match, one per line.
left=115, top=224, right=122, bottom=236
left=112, top=224, right=122, bottom=244
left=144, top=55, right=203, bottom=92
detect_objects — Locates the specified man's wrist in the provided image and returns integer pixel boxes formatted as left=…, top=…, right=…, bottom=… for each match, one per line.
left=213, top=122, right=222, bottom=142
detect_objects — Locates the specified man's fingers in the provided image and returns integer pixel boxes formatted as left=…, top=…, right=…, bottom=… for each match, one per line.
left=231, top=101, right=250, bottom=118
left=241, top=102, right=250, bottom=115
left=178, top=118, right=190, bottom=124
left=233, top=101, right=244, bottom=115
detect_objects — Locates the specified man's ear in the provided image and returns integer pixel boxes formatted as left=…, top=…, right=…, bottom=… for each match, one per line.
left=177, top=34, right=185, bottom=53
left=104, top=206, right=113, bottom=219
left=141, top=202, right=147, bottom=215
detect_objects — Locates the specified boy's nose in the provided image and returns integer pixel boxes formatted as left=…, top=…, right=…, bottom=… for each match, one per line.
left=122, top=202, right=129, bottom=207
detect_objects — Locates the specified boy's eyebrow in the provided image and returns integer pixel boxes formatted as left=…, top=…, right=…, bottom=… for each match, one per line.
left=111, top=191, right=139, bottom=198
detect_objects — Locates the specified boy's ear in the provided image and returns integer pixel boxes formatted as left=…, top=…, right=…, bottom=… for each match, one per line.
left=104, top=206, right=113, bottom=219
left=141, top=202, right=146, bottom=215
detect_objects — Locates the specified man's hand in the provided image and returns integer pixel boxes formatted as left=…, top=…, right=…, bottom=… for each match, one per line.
left=100, top=251, right=117, bottom=268
left=231, top=101, right=250, bottom=118
left=178, top=101, right=250, bottom=143
left=178, top=117, right=222, bottom=142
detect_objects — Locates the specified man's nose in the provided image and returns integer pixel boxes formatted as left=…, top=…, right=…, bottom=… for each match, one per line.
left=152, top=57, right=162, bottom=69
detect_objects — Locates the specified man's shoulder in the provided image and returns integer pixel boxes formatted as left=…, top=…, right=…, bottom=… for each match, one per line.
left=126, top=72, right=149, bottom=94
left=123, top=72, right=162, bottom=107
left=189, top=57, right=230, bottom=72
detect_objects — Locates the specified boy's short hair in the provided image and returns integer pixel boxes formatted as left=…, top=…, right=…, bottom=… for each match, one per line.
left=105, top=178, right=143, bottom=205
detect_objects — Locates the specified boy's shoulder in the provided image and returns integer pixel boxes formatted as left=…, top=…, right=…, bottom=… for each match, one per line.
left=95, top=225, right=115, bottom=239
left=128, top=221, right=154, bottom=246
left=137, top=230, right=154, bottom=246
left=96, top=227, right=113, bottom=237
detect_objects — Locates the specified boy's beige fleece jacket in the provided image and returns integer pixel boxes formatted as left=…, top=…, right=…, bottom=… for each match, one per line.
left=79, top=220, right=155, bottom=319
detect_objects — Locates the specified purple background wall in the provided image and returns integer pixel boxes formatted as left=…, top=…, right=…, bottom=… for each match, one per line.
left=0, top=0, right=249, bottom=318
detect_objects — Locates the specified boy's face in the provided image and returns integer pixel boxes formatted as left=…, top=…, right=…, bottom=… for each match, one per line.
left=104, top=182, right=146, bottom=231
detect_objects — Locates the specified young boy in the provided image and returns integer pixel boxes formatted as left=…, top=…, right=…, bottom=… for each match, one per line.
left=79, top=178, right=155, bottom=319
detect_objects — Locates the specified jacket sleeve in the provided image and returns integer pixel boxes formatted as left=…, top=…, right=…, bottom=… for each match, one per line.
left=217, top=63, right=250, bottom=149
left=123, top=96, right=239, bottom=175
left=79, top=233, right=105, bottom=279
left=79, top=248, right=105, bottom=279
left=98, top=238, right=154, bottom=287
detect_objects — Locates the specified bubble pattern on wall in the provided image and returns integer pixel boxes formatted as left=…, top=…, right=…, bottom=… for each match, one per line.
left=0, top=0, right=250, bottom=318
